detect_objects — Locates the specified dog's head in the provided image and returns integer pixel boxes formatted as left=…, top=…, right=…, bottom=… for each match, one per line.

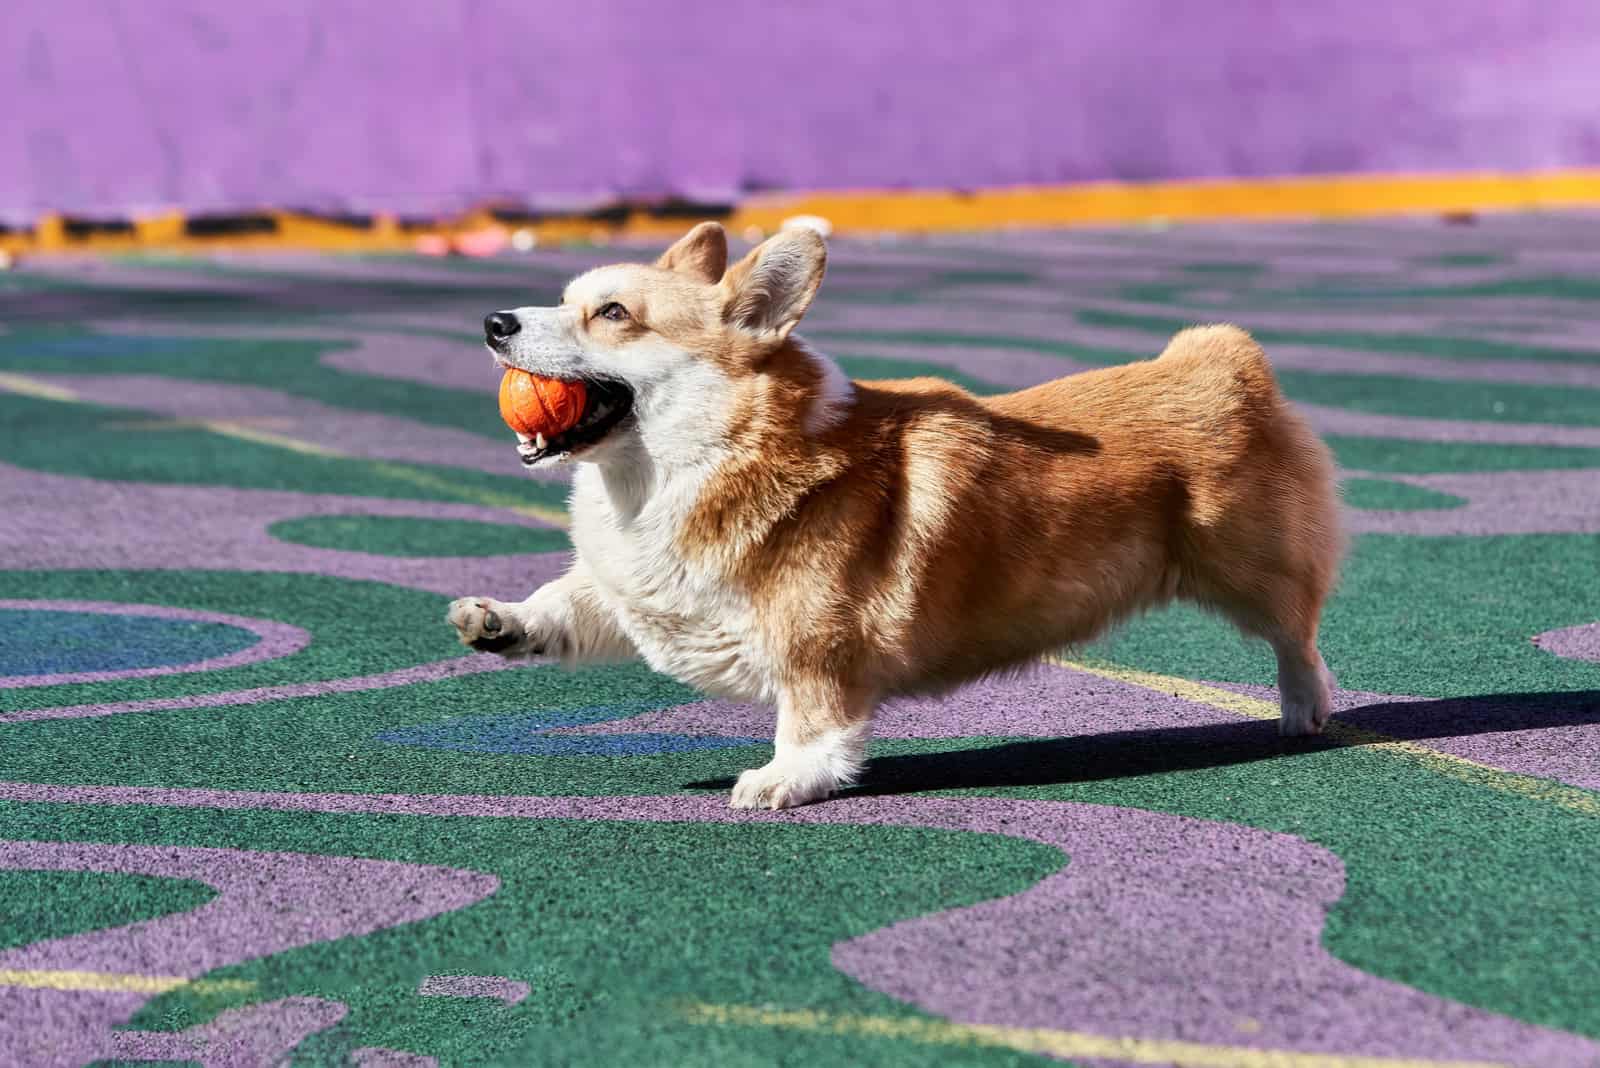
left=483, top=221, right=830, bottom=469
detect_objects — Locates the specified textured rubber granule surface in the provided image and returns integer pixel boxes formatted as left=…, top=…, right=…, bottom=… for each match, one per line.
left=1, top=217, right=1598, bottom=1066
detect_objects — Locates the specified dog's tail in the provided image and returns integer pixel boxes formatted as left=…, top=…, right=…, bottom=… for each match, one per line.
left=1162, top=323, right=1347, bottom=566
left=1157, top=322, right=1274, bottom=380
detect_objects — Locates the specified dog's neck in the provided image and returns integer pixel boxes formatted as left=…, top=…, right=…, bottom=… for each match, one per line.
left=591, top=338, right=856, bottom=562
left=790, top=337, right=856, bottom=436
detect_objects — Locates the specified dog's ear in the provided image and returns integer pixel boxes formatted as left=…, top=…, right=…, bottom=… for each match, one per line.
left=721, top=227, right=827, bottom=341
left=655, top=222, right=728, bottom=284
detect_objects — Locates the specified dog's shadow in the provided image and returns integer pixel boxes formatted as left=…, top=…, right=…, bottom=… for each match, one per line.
left=687, top=690, right=1600, bottom=795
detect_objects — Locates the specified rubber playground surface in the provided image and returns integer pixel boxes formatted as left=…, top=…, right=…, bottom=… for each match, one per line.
left=1, top=215, right=1598, bottom=1067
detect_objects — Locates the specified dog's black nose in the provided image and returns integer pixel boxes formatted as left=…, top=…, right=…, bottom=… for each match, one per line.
left=484, top=312, right=520, bottom=342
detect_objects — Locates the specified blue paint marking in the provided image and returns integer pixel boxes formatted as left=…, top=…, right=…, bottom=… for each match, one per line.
left=0, top=609, right=259, bottom=677
left=376, top=705, right=760, bottom=757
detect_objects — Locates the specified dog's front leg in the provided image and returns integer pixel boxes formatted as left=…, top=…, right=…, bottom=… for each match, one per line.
left=447, top=565, right=635, bottom=666
left=731, top=682, right=874, bottom=810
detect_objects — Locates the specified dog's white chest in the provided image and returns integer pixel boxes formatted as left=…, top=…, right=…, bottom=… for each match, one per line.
left=570, top=472, right=774, bottom=701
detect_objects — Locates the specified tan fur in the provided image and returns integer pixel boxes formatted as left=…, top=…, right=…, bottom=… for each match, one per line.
left=682, top=322, right=1342, bottom=705
left=451, top=223, right=1345, bottom=808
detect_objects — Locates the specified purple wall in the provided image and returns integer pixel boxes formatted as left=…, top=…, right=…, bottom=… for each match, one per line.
left=6, top=1, right=1600, bottom=224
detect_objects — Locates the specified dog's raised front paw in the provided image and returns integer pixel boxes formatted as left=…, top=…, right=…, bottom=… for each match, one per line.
left=447, top=597, right=533, bottom=655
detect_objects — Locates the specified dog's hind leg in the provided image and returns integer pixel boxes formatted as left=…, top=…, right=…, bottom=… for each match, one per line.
left=1269, top=625, right=1335, bottom=737
left=1192, top=568, right=1336, bottom=737
left=1179, top=422, right=1342, bottom=735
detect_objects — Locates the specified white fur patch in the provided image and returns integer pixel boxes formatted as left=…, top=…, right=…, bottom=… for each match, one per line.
left=857, top=421, right=961, bottom=647
left=730, top=721, right=870, bottom=809
left=562, top=265, right=637, bottom=309
left=495, top=305, right=585, bottom=378
left=571, top=456, right=778, bottom=705
left=795, top=339, right=856, bottom=436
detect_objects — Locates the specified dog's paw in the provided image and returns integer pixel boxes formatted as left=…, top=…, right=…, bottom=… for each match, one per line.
left=447, top=597, right=538, bottom=656
left=730, top=766, right=797, bottom=809
left=731, top=762, right=828, bottom=810
left=730, top=726, right=868, bottom=810
left=1278, top=656, right=1335, bottom=737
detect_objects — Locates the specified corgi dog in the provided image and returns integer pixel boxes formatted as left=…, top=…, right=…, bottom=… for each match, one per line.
left=449, top=222, right=1343, bottom=809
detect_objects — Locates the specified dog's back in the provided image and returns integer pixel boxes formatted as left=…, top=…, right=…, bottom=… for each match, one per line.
left=823, top=325, right=1343, bottom=700
left=988, top=323, right=1339, bottom=573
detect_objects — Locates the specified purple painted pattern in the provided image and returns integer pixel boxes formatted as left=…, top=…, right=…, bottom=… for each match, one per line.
left=1213, top=679, right=1600, bottom=796
left=0, top=785, right=1593, bottom=1065
left=109, top=997, right=348, bottom=1068
left=0, top=464, right=567, bottom=599
left=1535, top=622, right=1600, bottom=664
left=825, top=802, right=1600, bottom=1067
left=30, top=370, right=521, bottom=479
left=0, top=838, right=498, bottom=1067
left=0, top=599, right=311, bottom=688
left=548, top=665, right=1233, bottom=740
left=418, top=974, right=531, bottom=1006
left=550, top=658, right=1600, bottom=798
left=350, top=1046, right=442, bottom=1068
left=0, top=651, right=510, bottom=724
left=1342, top=469, right=1600, bottom=536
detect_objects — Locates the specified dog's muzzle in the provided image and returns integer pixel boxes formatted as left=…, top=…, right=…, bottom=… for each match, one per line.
left=484, top=312, right=520, bottom=347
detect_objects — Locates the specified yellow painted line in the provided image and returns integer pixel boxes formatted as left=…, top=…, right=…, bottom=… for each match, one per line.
left=0, top=372, right=78, bottom=402
left=102, top=417, right=300, bottom=432
left=731, top=168, right=1600, bottom=234
left=0, top=967, right=254, bottom=996
left=196, top=422, right=571, bottom=527
left=201, top=420, right=348, bottom=458
left=1048, top=656, right=1600, bottom=818
left=6, top=168, right=1600, bottom=256
left=200, top=424, right=571, bottom=526
left=682, top=1003, right=1509, bottom=1068
left=368, top=459, right=570, bottom=528
left=1050, top=656, right=1285, bottom=722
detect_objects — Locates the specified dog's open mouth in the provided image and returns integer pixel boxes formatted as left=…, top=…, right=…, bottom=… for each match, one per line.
left=515, top=376, right=635, bottom=465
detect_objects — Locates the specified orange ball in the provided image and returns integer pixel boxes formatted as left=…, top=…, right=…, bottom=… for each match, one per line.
left=498, top=369, right=587, bottom=438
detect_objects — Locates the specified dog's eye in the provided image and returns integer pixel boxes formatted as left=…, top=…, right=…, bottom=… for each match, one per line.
left=597, top=302, right=630, bottom=322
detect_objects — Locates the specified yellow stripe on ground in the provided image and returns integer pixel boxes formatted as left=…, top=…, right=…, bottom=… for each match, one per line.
left=1048, top=656, right=1600, bottom=818
left=136, top=409, right=572, bottom=525
left=0, top=372, right=78, bottom=402
left=101, top=417, right=301, bottom=432
left=367, top=460, right=570, bottom=528
left=200, top=424, right=571, bottom=526
left=0, top=968, right=254, bottom=996
left=682, top=1003, right=1509, bottom=1068
left=201, top=420, right=348, bottom=458
left=1050, top=656, right=1285, bottom=722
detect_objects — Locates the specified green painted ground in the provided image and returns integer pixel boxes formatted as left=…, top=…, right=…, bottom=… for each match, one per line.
left=1, top=218, right=1597, bottom=1066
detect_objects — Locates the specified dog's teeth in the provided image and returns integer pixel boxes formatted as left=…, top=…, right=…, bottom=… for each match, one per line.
left=535, top=432, right=547, bottom=450
left=516, top=432, right=533, bottom=444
